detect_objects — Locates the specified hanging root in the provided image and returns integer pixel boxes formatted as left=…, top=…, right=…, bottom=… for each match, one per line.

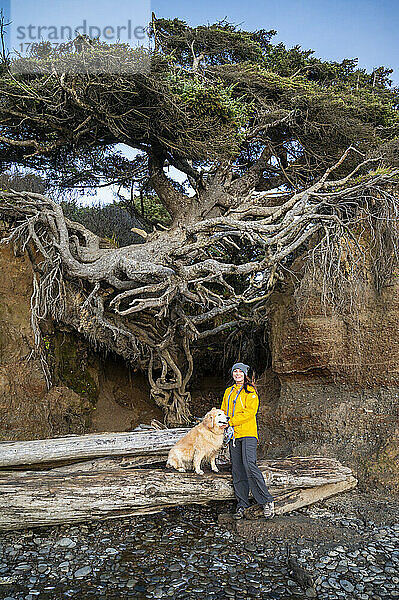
left=148, top=345, right=193, bottom=426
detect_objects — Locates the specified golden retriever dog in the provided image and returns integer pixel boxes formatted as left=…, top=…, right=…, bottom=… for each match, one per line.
left=166, top=408, right=229, bottom=475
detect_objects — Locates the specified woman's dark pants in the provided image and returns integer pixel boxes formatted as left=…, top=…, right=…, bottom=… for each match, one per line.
left=229, top=436, right=273, bottom=509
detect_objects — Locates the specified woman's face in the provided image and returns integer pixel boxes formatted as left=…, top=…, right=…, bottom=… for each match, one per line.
left=232, top=368, right=245, bottom=384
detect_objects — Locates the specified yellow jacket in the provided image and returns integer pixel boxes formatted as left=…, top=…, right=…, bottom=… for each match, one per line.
left=221, top=384, right=259, bottom=439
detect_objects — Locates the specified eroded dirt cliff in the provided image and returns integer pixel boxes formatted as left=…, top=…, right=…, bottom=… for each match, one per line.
left=0, top=244, right=162, bottom=441
left=256, top=281, right=399, bottom=494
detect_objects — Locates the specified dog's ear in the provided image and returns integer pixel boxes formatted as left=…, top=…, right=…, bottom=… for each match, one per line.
left=203, top=412, right=214, bottom=429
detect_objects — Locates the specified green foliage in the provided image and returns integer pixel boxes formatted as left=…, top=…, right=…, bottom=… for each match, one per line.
left=167, top=71, right=254, bottom=131
left=0, top=16, right=397, bottom=191
left=132, top=195, right=172, bottom=226
left=151, top=18, right=274, bottom=66
left=52, top=333, right=98, bottom=404
left=61, top=200, right=148, bottom=246
left=263, top=42, right=315, bottom=76
left=0, top=171, right=46, bottom=194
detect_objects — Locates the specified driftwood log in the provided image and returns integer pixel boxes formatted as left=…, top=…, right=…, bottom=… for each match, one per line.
left=0, top=457, right=357, bottom=531
left=49, top=454, right=170, bottom=473
left=0, top=429, right=189, bottom=469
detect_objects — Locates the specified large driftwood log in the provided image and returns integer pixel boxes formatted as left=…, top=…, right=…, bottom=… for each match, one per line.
left=0, top=429, right=189, bottom=468
left=0, top=457, right=357, bottom=530
left=49, top=454, right=170, bottom=473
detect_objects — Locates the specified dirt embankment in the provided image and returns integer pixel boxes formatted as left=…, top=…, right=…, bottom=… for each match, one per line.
left=0, top=244, right=162, bottom=441
left=256, top=282, right=399, bottom=495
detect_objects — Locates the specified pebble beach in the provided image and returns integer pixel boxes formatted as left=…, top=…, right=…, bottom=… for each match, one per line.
left=0, top=491, right=398, bottom=600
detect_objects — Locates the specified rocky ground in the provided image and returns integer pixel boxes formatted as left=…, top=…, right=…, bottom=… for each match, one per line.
left=0, top=490, right=398, bottom=600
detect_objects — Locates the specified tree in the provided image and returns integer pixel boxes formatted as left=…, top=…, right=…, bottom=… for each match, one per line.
left=0, top=18, right=398, bottom=424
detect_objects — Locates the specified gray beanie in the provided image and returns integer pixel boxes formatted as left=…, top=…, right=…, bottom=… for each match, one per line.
left=231, top=362, right=250, bottom=376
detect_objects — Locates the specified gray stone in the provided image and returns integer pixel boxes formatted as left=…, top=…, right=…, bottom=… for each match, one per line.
left=74, top=566, right=92, bottom=578
left=57, top=538, right=76, bottom=549
left=14, top=564, right=32, bottom=571
left=340, top=579, right=355, bottom=592
left=37, top=564, right=48, bottom=574
left=0, top=502, right=398, bottom=600
left=370, top=565, right=383, bottom=573
left=328, top=578, right=341, bottom=590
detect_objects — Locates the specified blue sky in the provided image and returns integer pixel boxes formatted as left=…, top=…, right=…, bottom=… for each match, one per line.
left=1, top=0, right=397, bottom=81
left=152, top=0, right=398, bottom=84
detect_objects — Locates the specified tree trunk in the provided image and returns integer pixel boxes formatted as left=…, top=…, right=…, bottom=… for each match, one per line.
left=0, top=457, right=357, bottom=531
left=49, top=454, right=169, bottom=473
left=0, top=429, right=189, bottom=469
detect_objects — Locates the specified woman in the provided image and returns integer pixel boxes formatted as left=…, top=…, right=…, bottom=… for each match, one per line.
left=221, top=362, right=274, bottom=520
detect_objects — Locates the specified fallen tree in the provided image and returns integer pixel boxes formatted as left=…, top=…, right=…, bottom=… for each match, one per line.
left=0, top=457, right=357, bottom=530
left=0, top=429, right=189, bottom=469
